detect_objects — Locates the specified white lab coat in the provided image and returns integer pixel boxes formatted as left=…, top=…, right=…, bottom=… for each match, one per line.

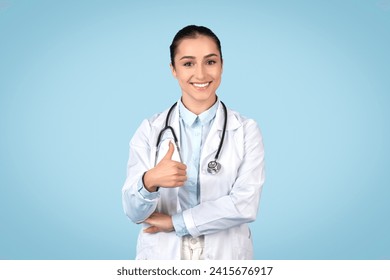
left=122, top=100, right=265, bottom=259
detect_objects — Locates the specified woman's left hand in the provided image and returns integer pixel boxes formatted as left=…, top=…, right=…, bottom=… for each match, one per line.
left=143, top=212, right=174, bottom=233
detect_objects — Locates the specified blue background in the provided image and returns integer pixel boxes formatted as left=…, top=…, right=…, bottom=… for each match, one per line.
left=1, top=0, right=389, bottom=260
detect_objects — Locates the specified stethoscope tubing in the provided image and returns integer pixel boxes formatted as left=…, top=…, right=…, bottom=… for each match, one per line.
left=156, top=100, right=227, bottom=174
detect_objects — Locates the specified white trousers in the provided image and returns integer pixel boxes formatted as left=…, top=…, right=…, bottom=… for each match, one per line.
left=181, top=235, right=205, bottom=260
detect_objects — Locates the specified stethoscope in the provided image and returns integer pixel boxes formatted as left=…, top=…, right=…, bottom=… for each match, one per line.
left=156, top=101, right=227, bottom=175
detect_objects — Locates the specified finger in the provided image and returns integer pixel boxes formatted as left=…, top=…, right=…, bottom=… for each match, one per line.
left=167, top=172, right=187, bottom=181
left=176, top=175, right=187, bottom=182
left=175, top=181, right=187, bottom=187
left=163, top=141, right=175, bottom=160
left=175, top=162, right=187, bottom=170
left=143, top=226, right=161, bottom=233
left=168, top=176, right=187, bottom=187
left=173, top=168, right=187, bottom=176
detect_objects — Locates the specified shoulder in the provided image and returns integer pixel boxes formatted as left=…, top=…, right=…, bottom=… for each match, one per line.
left=226, top=107, right=261, bottom=132
left=226, top=108, right=264, bottom=158
left=144, top=107, right=170, bottom=128
left=137, top=105, right=173, bottom=129
left=130, top=107, right=170, bottom=145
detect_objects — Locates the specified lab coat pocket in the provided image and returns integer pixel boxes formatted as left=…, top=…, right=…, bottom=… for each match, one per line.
left=234, top=225, right=254, bottom=260
left=135, top=230, right=158, bottom=260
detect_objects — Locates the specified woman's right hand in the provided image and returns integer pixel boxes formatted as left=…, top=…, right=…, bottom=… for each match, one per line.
left=143, top=142, right=187, bottom=192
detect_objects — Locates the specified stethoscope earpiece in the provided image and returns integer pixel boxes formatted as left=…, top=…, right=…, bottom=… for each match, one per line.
left=207, top=160, right=221, bottom=174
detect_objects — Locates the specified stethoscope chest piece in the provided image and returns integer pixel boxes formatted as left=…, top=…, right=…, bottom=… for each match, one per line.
left=207, top=160, right=221, bottom=174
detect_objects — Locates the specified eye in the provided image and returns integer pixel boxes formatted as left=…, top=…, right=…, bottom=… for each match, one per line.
left=183, top=61, right=193, bottom=67
left=206, top=60, right=217, bottom=65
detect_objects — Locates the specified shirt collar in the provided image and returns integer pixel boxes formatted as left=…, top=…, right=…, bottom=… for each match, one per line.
left=178, top=98, right=219, bottom=127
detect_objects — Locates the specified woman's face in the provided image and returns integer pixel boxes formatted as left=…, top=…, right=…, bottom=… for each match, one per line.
left=171, top=35, right=223, bottom=113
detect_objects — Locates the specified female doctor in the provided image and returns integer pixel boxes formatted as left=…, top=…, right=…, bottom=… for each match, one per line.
left=122, top=25, right=265, bottom=260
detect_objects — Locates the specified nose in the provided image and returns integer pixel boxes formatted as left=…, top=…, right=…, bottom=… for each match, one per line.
left=194, top=64, right=206, bottom=80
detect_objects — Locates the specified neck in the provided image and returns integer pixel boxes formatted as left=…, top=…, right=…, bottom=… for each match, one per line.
left=181, top=95, right=217, bottom=115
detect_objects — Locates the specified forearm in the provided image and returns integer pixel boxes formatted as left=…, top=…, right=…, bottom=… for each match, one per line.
left=182, top=188, right=261, bottom=237
left=122, top=173, right=159, bottom=223
left=122, top=117, right=162, bottom=223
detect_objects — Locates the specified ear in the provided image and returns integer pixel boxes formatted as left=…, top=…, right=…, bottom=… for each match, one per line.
left=221, top=58, right=224, bottom=74
left=170, top=63, right=177, bottom=78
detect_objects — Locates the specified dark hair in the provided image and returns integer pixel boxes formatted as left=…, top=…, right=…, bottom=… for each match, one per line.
left=169, top=25, right=223, bottom=67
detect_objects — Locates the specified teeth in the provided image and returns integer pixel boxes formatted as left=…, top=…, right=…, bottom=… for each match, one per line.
left=193, top=83, right=209, bottom=88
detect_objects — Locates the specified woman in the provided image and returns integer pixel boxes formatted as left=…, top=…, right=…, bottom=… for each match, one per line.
left=122, top=25, right=265, bottom=260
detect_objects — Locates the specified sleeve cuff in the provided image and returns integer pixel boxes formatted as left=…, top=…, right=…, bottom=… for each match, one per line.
left=182, top=209, right=201, bottom=237
left=172, top=213, right=190, bottom=237
left=137, top=176, right=160, bottom=200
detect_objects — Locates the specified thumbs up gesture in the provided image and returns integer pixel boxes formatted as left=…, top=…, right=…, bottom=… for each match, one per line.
left=143, top=142, right=187, bottom=192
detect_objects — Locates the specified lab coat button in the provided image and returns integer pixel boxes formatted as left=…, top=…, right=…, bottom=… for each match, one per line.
left=190, top=238, right=197, bottom=244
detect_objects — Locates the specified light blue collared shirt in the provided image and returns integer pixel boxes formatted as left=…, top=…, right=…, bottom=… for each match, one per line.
left=171, top=99, right=219, bottom=236
left=137, top=99, right=219, bottom=237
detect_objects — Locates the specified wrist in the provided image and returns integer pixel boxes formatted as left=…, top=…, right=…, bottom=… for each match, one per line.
left=143, top=171, right=158, bottom=192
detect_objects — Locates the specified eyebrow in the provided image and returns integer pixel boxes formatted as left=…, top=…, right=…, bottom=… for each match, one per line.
left=179, top=53, right=219, bottom=60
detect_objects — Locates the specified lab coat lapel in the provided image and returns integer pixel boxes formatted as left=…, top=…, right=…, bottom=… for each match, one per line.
left=201, top=103, right=225, bottom=162
left=201, top=102, right=242, bottom=164
left=170, top=104, right=181, bottom=148
left=170, top=105, right=181, bottom=212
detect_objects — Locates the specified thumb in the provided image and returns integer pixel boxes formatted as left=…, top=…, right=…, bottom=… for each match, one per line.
left=163, top=141, right=175, bottom=160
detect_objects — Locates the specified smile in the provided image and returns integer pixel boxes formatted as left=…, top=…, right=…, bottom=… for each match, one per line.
left=191, top=82, right=210, bottom=88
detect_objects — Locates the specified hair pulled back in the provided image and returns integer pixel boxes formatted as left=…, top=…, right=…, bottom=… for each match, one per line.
left=170, top=25, right=223, bottom=67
